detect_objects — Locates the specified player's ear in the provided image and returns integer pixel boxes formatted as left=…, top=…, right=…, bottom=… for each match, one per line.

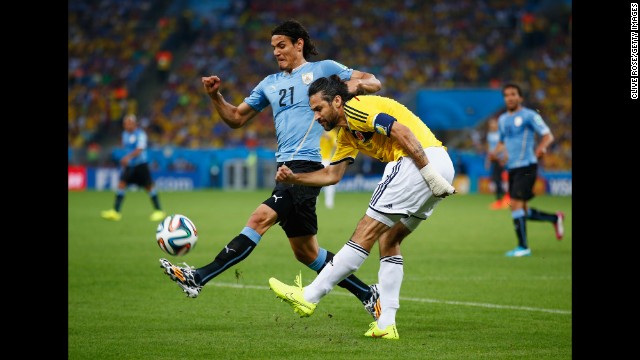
left=333, top=95, right=342, bottom=108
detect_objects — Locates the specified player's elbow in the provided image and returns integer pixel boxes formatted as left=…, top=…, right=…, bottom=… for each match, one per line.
left=368, top=76, right=382, bottom=92
left=326, top=171, right=345, bottom=185
left=326, top=177, right=340, bottom=186
left=224, top=117, right=247, bottom=129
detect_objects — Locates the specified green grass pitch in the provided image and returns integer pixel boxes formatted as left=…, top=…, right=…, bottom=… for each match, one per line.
left=68, top=190, right=571, bottom=359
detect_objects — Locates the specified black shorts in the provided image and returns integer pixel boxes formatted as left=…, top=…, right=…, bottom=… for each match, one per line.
left=508, top=164, right=538, bottom=201
left=262, top=161, right=324, bottom=238
left=120, top=163, right=154, bottom=188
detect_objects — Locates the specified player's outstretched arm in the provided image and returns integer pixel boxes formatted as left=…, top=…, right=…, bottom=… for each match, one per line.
left=276, top=162, right=348, bottom=187
left=390, top=121, right=455, bottom=198
left=345, top=70, right=381, bottom=95
left=202, top=75, right=259, bottom=129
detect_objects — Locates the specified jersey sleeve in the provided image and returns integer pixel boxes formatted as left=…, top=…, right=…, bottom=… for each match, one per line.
left=527, top=110, right=551, bottom=136
left=319, top=60, right=353, bottom=81
left=243, top=78, right=270, bottom=112
left=528, top=110, right=551, bottom=136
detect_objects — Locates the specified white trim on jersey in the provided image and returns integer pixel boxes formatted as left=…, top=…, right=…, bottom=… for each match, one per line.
left=289, top=116, right=316, bottom=161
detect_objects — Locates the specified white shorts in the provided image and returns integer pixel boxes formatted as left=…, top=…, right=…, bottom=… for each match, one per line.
left=365, top=146, right=455, bottom=231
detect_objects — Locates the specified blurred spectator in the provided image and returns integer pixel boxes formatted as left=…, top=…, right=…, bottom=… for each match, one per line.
left=156, top=49, right=173, bottom=82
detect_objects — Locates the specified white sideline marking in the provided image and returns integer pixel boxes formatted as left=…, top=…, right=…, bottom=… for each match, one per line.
left=208, top=282, right=571, bottom=315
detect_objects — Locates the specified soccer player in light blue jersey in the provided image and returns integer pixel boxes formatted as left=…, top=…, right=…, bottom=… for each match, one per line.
left=101, top=114, right=166, bottom=222
left=100, top=114, right=167, bottom=221
left=160, top=19, right=384, bottom=319
left=485, top=117, right=509, bottom=209
left=489, top=83, right=564, bottom=257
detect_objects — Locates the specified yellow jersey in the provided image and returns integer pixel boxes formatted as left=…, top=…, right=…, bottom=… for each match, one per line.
left=319, top=128, right=338, bottom=160
left=331, top=95, right=443, bottom=164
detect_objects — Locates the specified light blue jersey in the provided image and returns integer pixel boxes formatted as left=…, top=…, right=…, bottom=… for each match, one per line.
left=244, top=60, right=353, bottom=162
left=498, top=107, right=550, bottom=170
left=487, top=129, right=505, bottom=162
left=121, top=128, right=148, bottom=166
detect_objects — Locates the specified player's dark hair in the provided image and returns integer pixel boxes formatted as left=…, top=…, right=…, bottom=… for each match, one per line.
left=308, top=75, right=355, bottom=104
left=271, top=19, right=318, bottom=58
left=503, top=83, right=523, bottom=97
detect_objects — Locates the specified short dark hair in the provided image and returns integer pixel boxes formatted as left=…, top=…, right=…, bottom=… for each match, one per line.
left=308, top=75, right=355, bottom=103
left=502, top=83, right=523, bottom=97
left=271, top=19, right=318, bottom=59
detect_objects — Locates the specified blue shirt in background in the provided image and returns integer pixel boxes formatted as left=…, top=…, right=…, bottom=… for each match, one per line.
left=497, top=107, right=550, bottom=170
left=122, top=128, right=148, bottom=166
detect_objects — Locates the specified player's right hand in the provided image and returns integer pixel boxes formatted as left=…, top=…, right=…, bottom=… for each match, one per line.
left=275, top=165, right=294, bottom=183
left=202, top=75, right=221, bottom=97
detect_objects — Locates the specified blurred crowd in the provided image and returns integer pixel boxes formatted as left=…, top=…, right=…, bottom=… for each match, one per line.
left=68, top=0, right=571, bottom=171
left=68, top=0, right=174, bottom=147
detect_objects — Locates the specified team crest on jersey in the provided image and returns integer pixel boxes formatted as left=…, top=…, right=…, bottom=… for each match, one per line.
left=302, top=72, right=314, bottom=85
left=514, top=116, right=523, bottom=126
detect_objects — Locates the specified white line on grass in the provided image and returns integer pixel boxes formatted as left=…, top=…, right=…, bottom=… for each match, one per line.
left=208, top=282, right=571, bottom=315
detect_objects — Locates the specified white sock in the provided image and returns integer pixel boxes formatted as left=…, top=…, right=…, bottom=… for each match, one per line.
left=377, top=255, right=403, bottom=329
left=305, top=240, right=368, bottom=303
left=324, top=185, right=335, bottom=209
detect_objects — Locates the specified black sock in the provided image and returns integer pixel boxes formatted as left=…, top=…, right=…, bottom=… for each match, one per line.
left=196, top=234, right=256, bottom=285
left=527, top=208, right=557, bottom=223
left=513, top=216, right=528, bottom=249
left=150, top=193, right=161, bottom=210
left=114, top=193, right=124, bottom=212
left=321, top=251, right=371, bottom=302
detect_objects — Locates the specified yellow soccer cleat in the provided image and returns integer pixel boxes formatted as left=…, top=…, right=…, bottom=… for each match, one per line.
left=150, top=210, right=167, bottom=222
left=268, top=272, right=317, bottom=317
left=364, top=321, right=399, bottom=340
left=101, top=209, right=122, bottom=221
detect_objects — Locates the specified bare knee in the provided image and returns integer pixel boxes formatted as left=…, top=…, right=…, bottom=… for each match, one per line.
left=245, top=204, right=278, bottom=235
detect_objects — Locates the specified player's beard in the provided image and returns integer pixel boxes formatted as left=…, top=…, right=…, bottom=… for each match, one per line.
left=322, top=114, right=339, bottom=131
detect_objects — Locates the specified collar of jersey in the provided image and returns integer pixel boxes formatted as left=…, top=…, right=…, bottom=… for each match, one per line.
left=283, top=62, right=308, bottom=76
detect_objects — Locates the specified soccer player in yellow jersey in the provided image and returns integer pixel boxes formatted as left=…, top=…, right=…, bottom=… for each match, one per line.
left=319, top=128, right=338, bottom=208
left=269, top=75, right=456, bottom=339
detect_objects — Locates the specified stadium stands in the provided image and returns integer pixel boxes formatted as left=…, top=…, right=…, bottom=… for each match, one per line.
left=68, top=0, right=571, bottom=172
